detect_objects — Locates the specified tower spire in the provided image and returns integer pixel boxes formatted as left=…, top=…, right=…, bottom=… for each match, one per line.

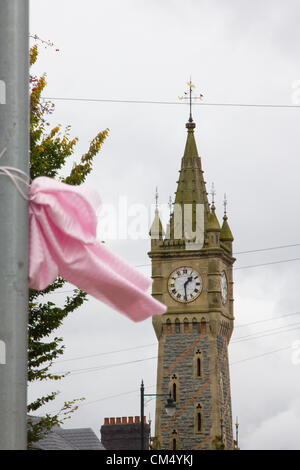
left=149, top=187, right=164, bottom=242
left=220, top=193, right=234, bottom=249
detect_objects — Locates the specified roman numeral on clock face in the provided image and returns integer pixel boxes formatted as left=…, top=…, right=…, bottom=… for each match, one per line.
left=168, top=267, right=202, bottom=303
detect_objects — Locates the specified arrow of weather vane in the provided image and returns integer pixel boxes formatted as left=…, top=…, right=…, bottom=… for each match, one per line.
left=179, top=79, right=204, bottom=122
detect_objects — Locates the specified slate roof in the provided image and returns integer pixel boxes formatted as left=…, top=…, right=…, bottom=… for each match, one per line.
left=29, top=417, right=105, bottom=450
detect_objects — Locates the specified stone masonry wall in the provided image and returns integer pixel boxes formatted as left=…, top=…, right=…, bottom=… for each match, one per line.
left=159, top=328, right=212, bottom=450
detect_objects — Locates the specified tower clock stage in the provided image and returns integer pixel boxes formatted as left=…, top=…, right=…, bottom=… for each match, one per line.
left=149, top=85, right=235, bottom=451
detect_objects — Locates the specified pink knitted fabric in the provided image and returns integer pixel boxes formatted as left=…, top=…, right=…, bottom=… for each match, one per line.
left=28, top=177, right=166, bottom=322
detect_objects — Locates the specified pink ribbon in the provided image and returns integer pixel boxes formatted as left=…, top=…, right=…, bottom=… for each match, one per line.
left=29, top=177, right=166, bottom=322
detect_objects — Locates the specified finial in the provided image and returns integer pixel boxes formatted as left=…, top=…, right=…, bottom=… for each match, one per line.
left=178, top=78, right=203, bottom=129
left=210, top=182, right=216, bottom=209
left=155, top=186, right=159, bottom=211
left=223, top=193, right=228, bottom=219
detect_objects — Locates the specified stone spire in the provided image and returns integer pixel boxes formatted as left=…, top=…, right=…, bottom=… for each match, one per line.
left=149, top=208, right=164, bottom=239
left=174, top=120, right=210, bottom=212
left=149, top=188, right=164, bottom=249
left=220, top=194, right=234, bottom=253
left=168, top=118, right=210, bottom=243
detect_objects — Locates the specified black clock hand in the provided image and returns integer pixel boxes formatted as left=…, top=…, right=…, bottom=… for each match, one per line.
left=183, top=276, right=193, bottom=299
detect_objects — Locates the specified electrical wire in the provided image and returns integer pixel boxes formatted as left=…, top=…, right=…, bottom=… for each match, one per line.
left=231, top=320, right=300, bottom=344
left=45, top=252, right=300, bottom=296
left=55, top=342, right=156, bottom=363
left=76, top=344, right=292, bottom=407
left=43, top=96, right=300, bottom=109
left=235, top=310, right=300, bottom=328
left=53, top=319, right=298, bottom=376
left=48, top=310, right=300, bottom=365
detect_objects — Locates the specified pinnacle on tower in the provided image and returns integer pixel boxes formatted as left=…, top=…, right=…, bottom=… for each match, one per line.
left=220, top=214, right=234, bottom=242
left=220, top=193, right=234, bottom=242
left=207, top=182, right=221, bottom=232
left=149, top=187, right=164, bottom=241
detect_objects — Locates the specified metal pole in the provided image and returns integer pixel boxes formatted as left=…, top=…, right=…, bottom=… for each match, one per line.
left=0, top=0, right=29, bottom=450
left=140, top=380, right=144, bottom=450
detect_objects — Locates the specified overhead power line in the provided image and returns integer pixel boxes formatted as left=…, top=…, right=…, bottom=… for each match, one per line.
left=235, top=242, right=300, bottom=255
left=54, top=319, right=298, bottom=376
left=50, top=251, right=300, bottom=296
left=56, top=342, right=156, bottom=363
left=135, top=255, right=300, bottom=271
left=53, top=310, right=300, bottom=364
left=43, top=96, right=300, bottom=109
left=73, top=344, right=293, bottom=407
left=231, top=320, right=300, bottom=344
left=235, top=256, right=300, bottom=271
left=235, top=310, right=300, bottom=329
left=230, top=345, right=291, bottom=365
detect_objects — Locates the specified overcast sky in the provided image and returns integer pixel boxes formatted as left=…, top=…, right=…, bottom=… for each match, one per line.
left=29, top=0, right=300, bottom=450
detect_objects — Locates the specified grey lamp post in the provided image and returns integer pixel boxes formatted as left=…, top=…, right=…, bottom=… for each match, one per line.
left=140, top=380, right=176, bottom=450
left=0, top=0, right=29, bottom=450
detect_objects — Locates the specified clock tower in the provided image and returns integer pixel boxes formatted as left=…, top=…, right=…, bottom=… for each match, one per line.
left=149, top=111, right=235, bottom=450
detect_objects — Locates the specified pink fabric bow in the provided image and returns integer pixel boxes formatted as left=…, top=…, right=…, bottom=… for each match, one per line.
left=29, top=177, right=166, bottom=322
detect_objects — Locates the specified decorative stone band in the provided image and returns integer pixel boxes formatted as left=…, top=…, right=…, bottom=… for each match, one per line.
left=163, top=333, right=205, bottom=376
left=161, top=380, right=211, bottom=433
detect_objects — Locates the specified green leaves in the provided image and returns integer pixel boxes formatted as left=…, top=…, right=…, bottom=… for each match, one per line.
left=28, top=44, right=108, bottom=448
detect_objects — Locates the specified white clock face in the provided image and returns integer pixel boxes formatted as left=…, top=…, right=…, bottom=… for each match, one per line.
left=221, top=271, right=228, bottom=304
left=168, top=267, right=202, bottom=303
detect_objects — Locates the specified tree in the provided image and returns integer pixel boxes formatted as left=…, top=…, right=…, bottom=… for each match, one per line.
left=27, top=43, right=109, bottom=448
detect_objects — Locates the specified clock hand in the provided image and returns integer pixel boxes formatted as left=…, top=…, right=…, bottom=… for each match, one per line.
left=184, top=284, right=187, bottom=299
left=183, top=276, right=193, bottom=299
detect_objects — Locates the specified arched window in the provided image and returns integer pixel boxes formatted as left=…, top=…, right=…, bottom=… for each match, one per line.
left=194, top=349, right=202, bottom=378
left=195, top=403, right=203, bottom=434
left=175, top=318, right=180, bottom=334
left=197, top=411, right=202, bottom=432
left=192, top=317, right=198, bottom=333
left=183, top=317, right=189, bottom=333
left=197, top=358, right=201, bottom=377
left=169, top=373, right=179, bottom=404
left=172, top=383, right=177, bottom=402
left=170, top=429, right=179, bottom=450
left=166, top=318, right=172, bottom=334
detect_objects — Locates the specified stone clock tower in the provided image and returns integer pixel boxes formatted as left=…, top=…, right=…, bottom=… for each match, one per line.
left=149, top=112, right=235, bottom=450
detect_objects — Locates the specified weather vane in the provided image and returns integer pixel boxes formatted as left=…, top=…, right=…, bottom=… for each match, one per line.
left=179, top=78, right=203, bottom=122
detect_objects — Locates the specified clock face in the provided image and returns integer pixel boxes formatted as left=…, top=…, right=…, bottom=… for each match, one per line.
left=221, top=271, right=228, bottom=304
left=168, top=267, right=202, bottom=303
